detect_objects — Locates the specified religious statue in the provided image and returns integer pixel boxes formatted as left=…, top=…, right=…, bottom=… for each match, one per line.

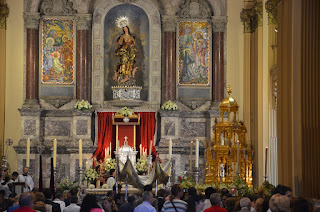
left=113, top=16, right=138, bottom=86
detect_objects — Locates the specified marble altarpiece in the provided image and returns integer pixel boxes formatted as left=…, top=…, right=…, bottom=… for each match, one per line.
left=14, top=0, right=228, bottom=188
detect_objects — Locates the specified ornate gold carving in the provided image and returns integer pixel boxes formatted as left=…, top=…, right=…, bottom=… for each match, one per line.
left=240, top=9, right=252, bottom=33
left=0, top=3, right=9, bottom=30
left=240, top=1, right=263, bottom=33
left=265, top=0, right=280, bottom=25
left=205, top=86, right=253, bottom=186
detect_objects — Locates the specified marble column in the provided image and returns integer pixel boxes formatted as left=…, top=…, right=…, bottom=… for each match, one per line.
left=75, top=14, right=92, bottom=101
left=161, top=16, right=177, bottom=103
left=212, top=17, right=227, bottom=102
left=23, top=13, right=40, bottom=108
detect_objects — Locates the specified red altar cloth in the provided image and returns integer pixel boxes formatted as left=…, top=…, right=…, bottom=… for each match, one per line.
left=93, top=112, right=157, bottom=161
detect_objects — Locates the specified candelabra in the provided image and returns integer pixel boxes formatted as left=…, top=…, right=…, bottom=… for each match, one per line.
left=78, top=167, right=84, bottom=186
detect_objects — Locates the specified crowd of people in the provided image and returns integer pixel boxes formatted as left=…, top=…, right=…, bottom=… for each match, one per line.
left=0, top=167, right=319, bottom=212
left=0, top=182, right=320, bottom=212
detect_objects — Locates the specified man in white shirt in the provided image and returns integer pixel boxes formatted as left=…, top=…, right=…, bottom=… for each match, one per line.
left=18, top=167, right=34, bottom=192
left=53, top=190, right=66, bottom=212
left=64, top=196, right=80, bottom=212
left=106, top=169, right=116, bottom=189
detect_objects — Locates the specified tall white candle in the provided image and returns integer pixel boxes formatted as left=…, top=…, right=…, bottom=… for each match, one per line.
left=140, top=144, right=142, bottom=158
left=26, top=138, right=30, bottom=167
left=169, top=139, right=172, bottom=161
left=105, top=148, right=107, bottom=159
left=109, top=143, right=112, bottom=158
left=190, top=141, right=193, bottom=171
left=149, top=140, right=153, bottom=156
left=53, top=139, right=57, bottom=168
left=195, top=139, right=199, bottom=168
left=79, top=139, right=82, bottom=168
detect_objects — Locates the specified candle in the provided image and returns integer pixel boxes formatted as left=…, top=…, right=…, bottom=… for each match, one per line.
left=190, top=141, right=193, bottom=171
left=149, top=140, right=153, bottom=156
left=265, top=146, right=268, bottom=178
left=79, top=139, right=82, bottom=168
left=195, top=139, right=199, bottom=168
left=169, top=139, right=172, bottom=161
left=86, top=161, right=89, bottom=169
left=53, top=139, right=57, bottom=168
left=105, top=148, right=107, bottom=159
left=109, top=143, right=112, bottom=158
left=236, top=140, right=240, bottom=175
left=26, top=138, right=30, bottom=167
left=140, top=144, right=142, bottom=158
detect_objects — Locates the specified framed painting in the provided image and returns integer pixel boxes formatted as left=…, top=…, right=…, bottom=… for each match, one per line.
left=41, top=18, right=75, bottom=84
left=177, top=21, right=210, bottom=85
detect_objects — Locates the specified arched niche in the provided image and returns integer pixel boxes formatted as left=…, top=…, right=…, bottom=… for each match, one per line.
left=91, top=0, right=161, bottom=109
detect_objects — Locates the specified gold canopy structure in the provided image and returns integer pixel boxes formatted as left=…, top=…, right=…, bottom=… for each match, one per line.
left=205, top=85, right=253, bottom=186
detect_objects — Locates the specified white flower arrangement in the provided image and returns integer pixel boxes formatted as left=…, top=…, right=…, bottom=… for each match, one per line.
left=161, top=100, right=178, bottom=110
left=104, top=158, right=116, bottom=173
left=117, top=107, right=134, bottom=116
left=58, top=177, right=78, bottom=191
left=83, top=168, right=98, bottom=182
left=102, top=184, right=108, bottom=189
left=88, top=184, right=95, bottom=189
left=136, top=158, right=148, bottom=173
left=74, top=100, right=92, bottom=110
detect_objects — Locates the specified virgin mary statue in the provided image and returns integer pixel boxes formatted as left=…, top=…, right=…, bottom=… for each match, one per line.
left=113, top=17, right=138, bottom=86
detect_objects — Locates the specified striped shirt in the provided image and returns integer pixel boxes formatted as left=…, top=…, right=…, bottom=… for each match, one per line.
left=161, top=199, right=188, bottom=212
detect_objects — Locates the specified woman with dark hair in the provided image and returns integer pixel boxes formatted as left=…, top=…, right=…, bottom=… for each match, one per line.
left=80, top=195, right=103, bottom=212
left=161, top=184, right=188, bottom=212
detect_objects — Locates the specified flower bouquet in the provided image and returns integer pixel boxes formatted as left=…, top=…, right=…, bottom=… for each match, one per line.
left=136, top=158, right=148, bottom=174
left=117, top=107, right=134, bottom=116
left=74, top=100, right=92, bottom=110
left=161, top=100, right=178, bottom=110
left=83, top=168, right=98, bottom=183
left=58, top=177, right=78, bottom=191
left=104, top=158, right=116, bottom=173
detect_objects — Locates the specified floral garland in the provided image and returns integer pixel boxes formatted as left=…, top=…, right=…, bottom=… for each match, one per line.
left=58, top=177, right=78, bottom=191
left=161, top=100, right=178, bottom=110
left=105, top=158, right=116, bottom=173
left=83, top=168, right=98, bottom=182
left=136, top=158, right=148, bottom=173
left=74, top=100, right=92, bottom=110
left=117, top=107, right=134, bottom=116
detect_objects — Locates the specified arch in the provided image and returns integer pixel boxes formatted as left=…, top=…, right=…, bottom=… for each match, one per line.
left=91, top=0, right=161, bottom=108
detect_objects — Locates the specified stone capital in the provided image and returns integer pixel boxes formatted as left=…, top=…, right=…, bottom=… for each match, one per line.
left=265, top=0, right=280, bottom=25
left=24, top=12, right=40, bottom=29
left=75, top=14, right=92, bottom=30
left=0, top=3, right=9, bottom=29
left=212, top=16, right=227, bottom=32
left=162, top=15, right=177, bottom=32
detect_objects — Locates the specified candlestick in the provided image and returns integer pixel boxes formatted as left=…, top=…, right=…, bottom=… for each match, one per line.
left=149, top=140, right=153, bottom=156
left=265, top=146, right=268, bottom=180
left=116, top=140, right=119, bottom=154
left=195, top=139, right=199, bottom=168
left=190, top=141, right=193, bottom=171
left=53, top=139, right=57, bottom=168
left=79, top=139, right=82, bottom=168
left=169, top=139, right=172, bottom=161
left=26, top=138, right=30, bottom=167
left=236, top=140, right=240, bottom=175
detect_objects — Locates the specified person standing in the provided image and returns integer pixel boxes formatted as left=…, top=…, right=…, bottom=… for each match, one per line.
left=106, top=169, right=116, bottom=189
left=134, top=191, right=156, bottom=212
left=17, top=167, right=34, bottom=192
left=161, top=184, right=188, bottom=212
left=204, top=193, right=227, bottom=212
left=11, top=192, right=37, bottom=212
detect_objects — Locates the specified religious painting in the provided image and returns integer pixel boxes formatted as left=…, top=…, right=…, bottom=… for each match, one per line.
left=104, top=4, right=149, bottom=101
left=41, top=18, right=75, bottom=84
left=178, top=21, right=210, bottom=85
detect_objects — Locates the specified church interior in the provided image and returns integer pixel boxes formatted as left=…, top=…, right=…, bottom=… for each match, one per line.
left=0, top=0, right=320, bottom=200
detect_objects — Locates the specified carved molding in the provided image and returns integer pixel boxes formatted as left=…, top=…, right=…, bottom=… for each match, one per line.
left=240, top=1, right=263, bottom=33
left=212, top=16, right=227, bottom=32
left=75, top=14, right=92, bottom=30
left=40, top=0, right=75, bottom=16
left=24, top=12, right=40, bottom=29
left=265, top=0, right=280, bottom=25
left=178, top=0, right=212, bottom=19
left=162, top=15, right=177, bottom=32
left=0, top=3, right=9, bottom=29
left=118, top=0, right=139, bottom=3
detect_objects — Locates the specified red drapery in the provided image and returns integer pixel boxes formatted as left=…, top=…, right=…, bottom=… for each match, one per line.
left=94, top=112, right=157, bottom=161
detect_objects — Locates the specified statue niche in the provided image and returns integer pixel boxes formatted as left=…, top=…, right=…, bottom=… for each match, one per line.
left=104, top=4, right=149, bottom=101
